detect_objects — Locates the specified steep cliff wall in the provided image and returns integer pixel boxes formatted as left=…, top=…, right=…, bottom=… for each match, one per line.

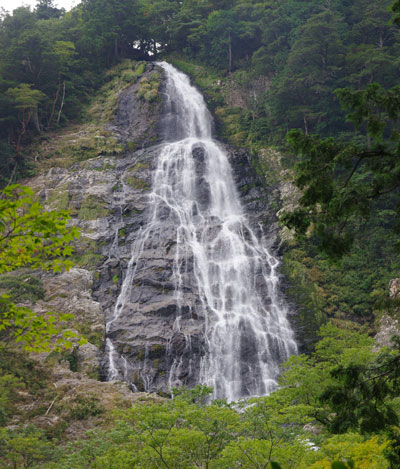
left=25, top=60, right=288, bottom=396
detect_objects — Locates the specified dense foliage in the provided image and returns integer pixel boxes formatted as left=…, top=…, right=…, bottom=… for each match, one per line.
left=1, top=0, right=400, bottom=165
left=0, top=325, right=398, bottom=468
left=0, top=184, right=80, bottom=351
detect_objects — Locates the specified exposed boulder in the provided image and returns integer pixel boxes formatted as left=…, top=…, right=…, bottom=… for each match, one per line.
left=374, top=278, right=400, bottom=349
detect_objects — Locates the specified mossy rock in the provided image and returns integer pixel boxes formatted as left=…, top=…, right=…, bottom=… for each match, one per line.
left=78, top=195, right=109, bottom=220
left=131, top=161, right=149, bottom=171
left=137, top=73, right=161, bottom=103
left=136, top=348, right=144, bottom=361
left=121, top=69, right=138, bottom=84
left=124, top=163, right=150, bottom=190
left=125, top=176, right=149, bottom=191
left=134, top=62, right=146, bottom=76
left=73, top=253, right=104, bottom=269
left=70, top=236, right=105, bottom=269
left=46, top=184, right=70, bottom=210
left=127, top=140, right=138, bottom=152
left=149, top=344, right=165, bottom=358
left=36, top=60, right=148, bottom=170
left=74, top=321, right=104, bottom=348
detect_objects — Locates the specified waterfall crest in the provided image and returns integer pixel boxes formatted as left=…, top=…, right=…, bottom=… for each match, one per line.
left=105, top=62, right=297, bottom=401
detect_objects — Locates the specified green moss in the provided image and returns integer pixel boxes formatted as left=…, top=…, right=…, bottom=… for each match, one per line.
left=240, top=184, right=249, bottom=195
left=137, top=73, right=161, bottom=103
left=74, top=321, right=104, bottom=348
left=122, top=207, right=143, bottom=217
left=150, top=344, right=165, bottom=359
left=68, top=394, right=104, bottom=420
left=127, top=140, right=138, bottom=151
left=46, top=185, right=70, bottom=210
left=134, top=62, right=146, bottom=76
left=123, top=161, right=150, bottom=189
left=35, top=60, right=151, bottom=170
left=121, top=69, right=138, bottom=83
left=215, top=107, right=247, bottom=145
left=70, top=236, right=104, bottom=269
left=132, top=161, right=149, bottom=171
left=73, top=253, right=104, bottom=269
left=78, top=195, right=108, bottom=220
left=94, top=160, right=117, bottom=171
left=86, top=366, right=100, bottom=380
left=46, top=348, right=80, bottom=372
left=125, top=175, right=149, bottom=191
left=168, top=56, right=223, bottom=107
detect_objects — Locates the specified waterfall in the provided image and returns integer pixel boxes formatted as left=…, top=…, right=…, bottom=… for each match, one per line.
left=105, top=62, right=297, bottom=401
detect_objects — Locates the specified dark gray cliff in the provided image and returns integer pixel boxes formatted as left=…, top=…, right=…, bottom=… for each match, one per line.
left=31, top=62, right=290, bottom=394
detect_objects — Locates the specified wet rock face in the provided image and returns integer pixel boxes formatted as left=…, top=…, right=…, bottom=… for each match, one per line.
left=101, top=146, right=279, bottom=393
left=110, top=63, right=161, bottom=148
left=31, top=64, right=280, bottom=394
left=228, top=146, right=278, bottom=242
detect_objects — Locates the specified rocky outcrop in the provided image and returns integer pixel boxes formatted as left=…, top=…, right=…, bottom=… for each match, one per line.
left=221, top=74, right=270, bottom=109
left=374, top=278, right=400, bottom=349
left=34, top=268, right=104, bottom=335
left=26, top=63, right=163, bottom=382
left=228, top=146, right=278, bottom=241
left=28, top=62, right=286, bottom=395
left=375, top=314, right=399, bottom=349
left=12, top=357, right=161, bottom=439
left=389, top=278, right=400, bottom=301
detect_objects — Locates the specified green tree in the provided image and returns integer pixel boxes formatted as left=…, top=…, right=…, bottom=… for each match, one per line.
left=35, top=0, right=65, bottom=20
left=320, top=337, right=400, bottom=434
left=269, top=10, right=345, bottom=137
left=6, top=84, right=45, bottom=158
left=281, top=83, right=400, bottom=258
left=0, top=425, right=56, bottom=468
left=0, top=184, right=80, bottom=352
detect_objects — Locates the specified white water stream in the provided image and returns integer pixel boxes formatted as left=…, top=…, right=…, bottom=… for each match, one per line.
left=106, top=62, right=297, bottom=401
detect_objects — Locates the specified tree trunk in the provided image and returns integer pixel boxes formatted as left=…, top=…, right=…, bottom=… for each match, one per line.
left=48, top=78, right=61, bottom=127
left=56, top=81, right=66, bottom=125
left=16, top=110, right=32, bottom=155
left=32, top=108, right=41, bottom=132
left=7, top=160, right=18, bottom=186
left=114, top=38, right=119, bottom=60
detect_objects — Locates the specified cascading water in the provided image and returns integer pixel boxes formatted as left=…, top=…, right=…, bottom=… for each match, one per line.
left=105, top=62, right=297, bottom=401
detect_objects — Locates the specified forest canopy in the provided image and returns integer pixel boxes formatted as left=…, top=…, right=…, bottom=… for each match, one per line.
left=1, top=0, right=400, bottom=162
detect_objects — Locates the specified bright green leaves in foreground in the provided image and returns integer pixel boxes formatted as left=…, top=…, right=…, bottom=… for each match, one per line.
left=0, top=296, right=79, bottom=352
left=0, top=184, right=80, bottom=352
left=0, top=185, right=78, bottom=273
left=28, top=325, right=395, bottom=468
left=281, top=84, right=400, bottom=258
